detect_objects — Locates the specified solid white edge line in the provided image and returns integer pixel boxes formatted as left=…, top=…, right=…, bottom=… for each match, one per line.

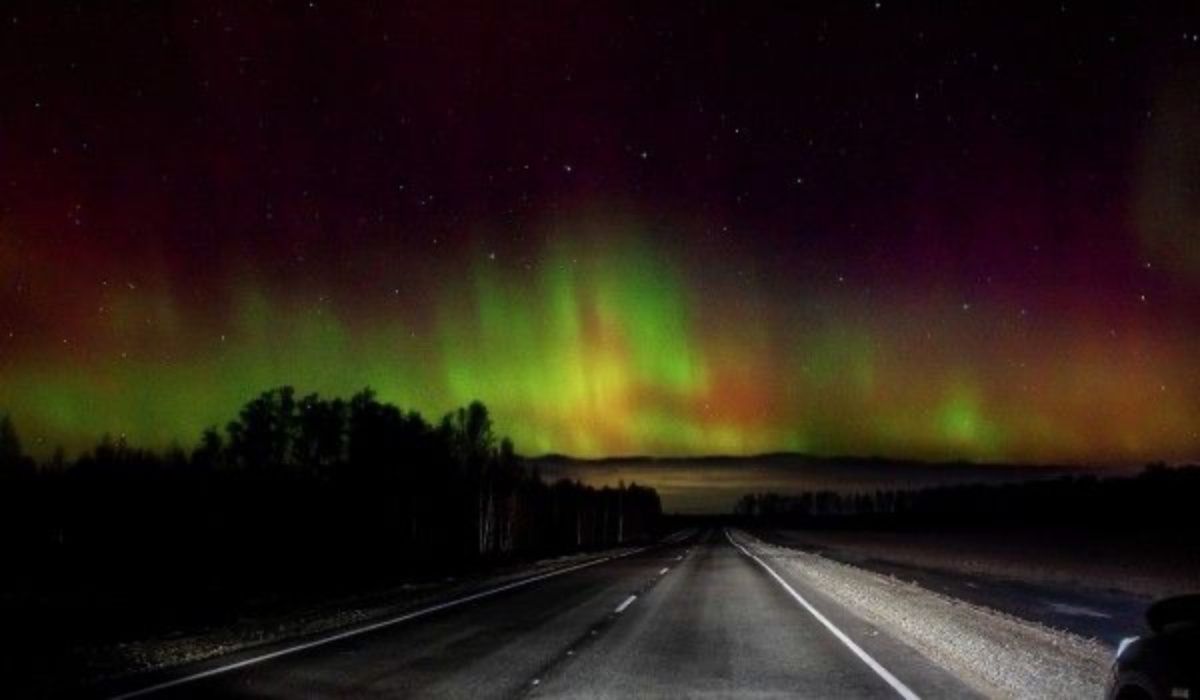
left=724, top=529, right=921, bottom=700
left=112, top=545, right=652, bottom=699
left=614, top=594, right=637, bottom=613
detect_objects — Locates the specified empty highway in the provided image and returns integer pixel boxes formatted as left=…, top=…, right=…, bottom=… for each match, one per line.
left=107, top=530, right=980, bottom=699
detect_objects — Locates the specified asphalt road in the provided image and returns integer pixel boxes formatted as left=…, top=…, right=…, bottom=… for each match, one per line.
left=108, top=530, right=980, bottom=699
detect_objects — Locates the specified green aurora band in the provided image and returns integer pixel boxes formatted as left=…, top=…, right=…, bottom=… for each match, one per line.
left=2, top=216, right=1198, bottom=464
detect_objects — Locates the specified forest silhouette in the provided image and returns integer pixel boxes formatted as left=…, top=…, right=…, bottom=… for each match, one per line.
left=0, top=388, right=662, bottom=692
left=734, top=463, right=1200, bottom=533
left=0, top=388, right=662, bottom=566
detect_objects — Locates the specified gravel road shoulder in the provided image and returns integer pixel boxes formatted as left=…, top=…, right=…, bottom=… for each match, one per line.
left=731, top=529, right=1111, bottom=699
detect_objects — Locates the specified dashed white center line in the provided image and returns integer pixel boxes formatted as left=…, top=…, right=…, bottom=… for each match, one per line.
left=111, top=545, right=653, bottom=699
left=659, top=567, right=670, bottom=575
left=614, top=595, right=637, bottom=614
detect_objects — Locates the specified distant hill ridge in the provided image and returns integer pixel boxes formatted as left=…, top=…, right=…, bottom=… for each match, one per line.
left=526, top=451, right=1109, bottom=474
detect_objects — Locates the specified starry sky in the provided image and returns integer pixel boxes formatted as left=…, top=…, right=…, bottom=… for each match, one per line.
left=2, top=2, right=1200, bottom=463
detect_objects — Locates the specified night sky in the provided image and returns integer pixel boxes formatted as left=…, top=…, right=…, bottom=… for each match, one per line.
left=2, top=2, right=1200, bottom=463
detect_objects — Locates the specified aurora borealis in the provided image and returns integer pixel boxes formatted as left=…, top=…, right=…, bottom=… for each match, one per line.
left=2, top=3, right=1200, bottom=464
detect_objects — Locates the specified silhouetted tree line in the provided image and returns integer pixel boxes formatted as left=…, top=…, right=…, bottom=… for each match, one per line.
left=734, top=464, right=1200, bottom=535
left=0, top=390, right=662, bottom=586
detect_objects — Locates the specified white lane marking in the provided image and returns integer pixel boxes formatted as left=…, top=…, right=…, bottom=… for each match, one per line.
left=1045, top=601, right=1112, bottom=619
left=112, top=546, right=650, bottom=699
left=724, top=529, right=920, bottom=700
left=660, top=529, right=693, bottom=544
left=615, top=594, right=638, bottom=614
left=659, top=567, right=669, bottom=575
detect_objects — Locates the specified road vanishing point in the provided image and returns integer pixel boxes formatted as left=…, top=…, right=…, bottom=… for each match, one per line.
left=107, top=529, right=982, bottom=699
